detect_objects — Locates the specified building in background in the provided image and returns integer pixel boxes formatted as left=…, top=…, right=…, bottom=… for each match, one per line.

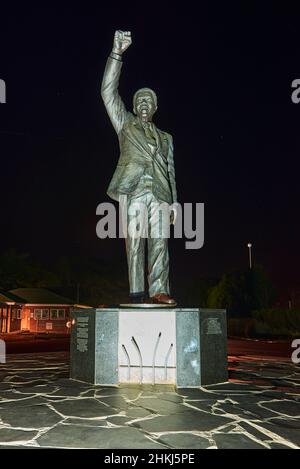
left=8, top=288, right=75, bottom=334
left=0, top=291, right=24, bottom=333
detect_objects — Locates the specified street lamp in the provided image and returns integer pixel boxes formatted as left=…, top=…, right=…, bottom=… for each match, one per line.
left=247, top=243, right=252, bottom=269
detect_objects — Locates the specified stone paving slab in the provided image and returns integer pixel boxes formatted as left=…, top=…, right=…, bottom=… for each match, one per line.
left=0, top=352, right=300, bottom=449
left=0, top=428, right=37, bottom=443
left=0, top=403, right=62, bottom=429
left=132, top=410, right=233, bottom=433
left=157, top=433, right=212, bottom=449
left=132, top=397, right=190, bottom=415
left=36, top=424, right=167, bottom=449
left=49, top=397, right=120, bottom=418
left=262, top=400, right=300, bottom=417
left=213, top=433, right=267, bottom=449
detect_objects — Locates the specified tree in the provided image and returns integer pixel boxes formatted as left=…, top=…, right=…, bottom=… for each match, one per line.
left=250, top=264, right=276, bottom=310
left=0, top=249, right=59, bottom=290
left=207, top=265, right=275, bottom=317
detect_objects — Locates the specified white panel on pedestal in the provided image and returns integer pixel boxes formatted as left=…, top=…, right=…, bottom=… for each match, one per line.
left=118, top=310, right=176, bottom=384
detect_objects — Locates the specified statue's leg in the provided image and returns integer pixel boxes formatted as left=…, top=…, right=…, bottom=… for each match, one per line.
left=147, top=194, right=170, bottom=297
left=125, top=193, right=147, bottom=298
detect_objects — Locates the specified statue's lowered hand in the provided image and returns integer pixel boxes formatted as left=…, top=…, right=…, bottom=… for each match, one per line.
left=170, top=205, right=178, bottom=225
left=113, top=30, right=132, bottom=55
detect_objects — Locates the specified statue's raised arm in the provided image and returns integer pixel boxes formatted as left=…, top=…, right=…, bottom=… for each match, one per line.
left=101, top=31, right=132, bottom=134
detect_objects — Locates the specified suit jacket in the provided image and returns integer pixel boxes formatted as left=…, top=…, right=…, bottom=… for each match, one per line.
left=101, top=57, right=177, bottom=205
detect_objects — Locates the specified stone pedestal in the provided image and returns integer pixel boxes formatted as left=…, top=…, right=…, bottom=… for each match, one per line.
left=70, top=307, right=228, bottom=387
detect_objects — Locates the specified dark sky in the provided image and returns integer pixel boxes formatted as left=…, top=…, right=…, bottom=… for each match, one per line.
left=0, top=3, right=299, bottom=294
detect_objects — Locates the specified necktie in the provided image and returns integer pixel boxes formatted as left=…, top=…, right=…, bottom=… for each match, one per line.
left=143, top=122, right=158, bottom=148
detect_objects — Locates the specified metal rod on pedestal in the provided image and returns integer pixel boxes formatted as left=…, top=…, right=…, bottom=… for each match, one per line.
left=131, top=336, right=143, bottom=384
left=247, top=243, right=252, bottom=269
left=121, top=344, right=131, bottom=382
left=164, top=343, right=174, bottom=381
left=152, top=332, right=162, bottom=385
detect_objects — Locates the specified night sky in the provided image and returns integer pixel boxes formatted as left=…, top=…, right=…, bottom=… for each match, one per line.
left=0, top=3, right=299, bottom=295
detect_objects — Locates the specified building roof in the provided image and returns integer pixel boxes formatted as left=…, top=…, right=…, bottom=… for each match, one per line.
left=0, top=289, right=25, bottom=305
left=9, top=288, right=74, bottom=305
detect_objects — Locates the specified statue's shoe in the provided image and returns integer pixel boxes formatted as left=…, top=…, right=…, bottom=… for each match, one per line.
left=130, top=296, right=145, bottom=304
left=151, top=293, right=177, bottom=306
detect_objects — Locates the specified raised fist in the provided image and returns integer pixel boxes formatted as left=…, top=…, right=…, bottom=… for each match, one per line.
left=112, top=30, right=132, bottom=55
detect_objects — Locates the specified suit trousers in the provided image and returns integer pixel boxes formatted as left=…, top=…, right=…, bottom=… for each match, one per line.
left=124, top=189, right=170, bottom=298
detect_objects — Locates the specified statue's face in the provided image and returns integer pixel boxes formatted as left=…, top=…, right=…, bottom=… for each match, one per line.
left=134, top=91, right=157, bottom=121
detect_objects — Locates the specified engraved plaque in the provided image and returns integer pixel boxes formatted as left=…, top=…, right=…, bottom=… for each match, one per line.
left=76, top=316, right=89, bottom=352
left=204, top=318, right=222, bottom=335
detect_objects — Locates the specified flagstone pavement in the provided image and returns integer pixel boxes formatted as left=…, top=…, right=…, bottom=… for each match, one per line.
left=0, top=352, right=300, bottom=449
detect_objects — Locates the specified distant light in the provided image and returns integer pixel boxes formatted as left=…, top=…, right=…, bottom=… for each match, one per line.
left=247, top=243, right=252, bottom=248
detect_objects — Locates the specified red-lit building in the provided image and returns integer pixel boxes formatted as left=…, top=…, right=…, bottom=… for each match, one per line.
left=0, top=291, right=24, bottom=333
left=1, top=288, right=76, bottom=334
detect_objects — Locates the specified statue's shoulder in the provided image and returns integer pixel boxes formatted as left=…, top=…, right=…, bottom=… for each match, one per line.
left=123, top=112, right=136, bottom=127
left=127, top=111, right=135, bottom=121
left=119, top=112, right=135, bottom=132
left=159, top=129, right=173, bottom=143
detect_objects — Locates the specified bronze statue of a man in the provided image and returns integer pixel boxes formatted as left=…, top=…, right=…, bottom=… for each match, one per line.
left=101, top=30, right=177, bottom=305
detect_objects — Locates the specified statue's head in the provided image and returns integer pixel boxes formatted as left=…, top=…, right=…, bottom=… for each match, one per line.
left=133, top=88, right=157, bottom=122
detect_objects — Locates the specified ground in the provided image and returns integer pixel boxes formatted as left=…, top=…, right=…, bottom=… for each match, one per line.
left=0, top=340, right=299, bottom=449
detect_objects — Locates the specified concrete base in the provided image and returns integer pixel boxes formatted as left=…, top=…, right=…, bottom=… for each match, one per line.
left=70, top=307, right=228, bottom=387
